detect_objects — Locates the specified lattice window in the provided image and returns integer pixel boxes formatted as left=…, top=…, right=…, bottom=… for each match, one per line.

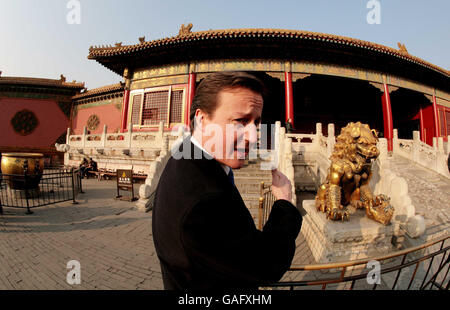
left=131, top=94, right=142, bottom=125
left=170, top=90, right=184, bottom=123
left=142, top=90, right=169, bottom=126
left=131, top=86, right=186, bottom=127
left=438, top=110, right=447, bottom=137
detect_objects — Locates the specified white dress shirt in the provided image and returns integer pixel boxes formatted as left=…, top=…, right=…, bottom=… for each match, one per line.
left=190, top=135, right=231, bottom=176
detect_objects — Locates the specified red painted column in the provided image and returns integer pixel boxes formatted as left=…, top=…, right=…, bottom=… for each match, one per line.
left=419, top=106, right=425, bottom=142
left=186, top=72, right=196, bottom=129
left=443, top=108, right=448, bottom=138
left=381, top=84, right=394, bottom=152
left=120, top=89, right=130, bottom=133
left=284, top=72, right=294, bottom=126
left=432, top=95, right=440, bottom=138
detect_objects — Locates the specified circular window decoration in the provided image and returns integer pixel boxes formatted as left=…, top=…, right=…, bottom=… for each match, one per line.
left=87, top=114, right=100, bottom=131
left=11, top=109, right=39, bottom=136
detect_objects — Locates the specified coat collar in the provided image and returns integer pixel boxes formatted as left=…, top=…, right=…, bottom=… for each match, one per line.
left=173, top=136, right=230, bottom=182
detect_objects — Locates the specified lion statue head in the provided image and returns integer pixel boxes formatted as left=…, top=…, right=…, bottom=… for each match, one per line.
left=330, top=122, right=379, bottom=164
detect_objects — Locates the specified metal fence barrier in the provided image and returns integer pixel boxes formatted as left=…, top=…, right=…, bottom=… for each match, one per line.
left=258, top=181, right=275, bottom=230
left=258, top=186, right=449, bottom=290
left=0, top=167, right=83, bottom=214
left=264, top=234, right=449, bottom=290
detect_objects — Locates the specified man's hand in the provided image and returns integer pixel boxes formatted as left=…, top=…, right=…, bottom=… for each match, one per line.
left=271, top=169, right=292, bottom=202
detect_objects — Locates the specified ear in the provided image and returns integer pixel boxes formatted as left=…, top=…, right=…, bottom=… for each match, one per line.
left=194, top=108, right=203, bottom=122
left=193, top=109, right=206, bottom=133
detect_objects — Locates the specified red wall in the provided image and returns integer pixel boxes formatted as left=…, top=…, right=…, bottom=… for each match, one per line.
left=0, top=97, right=69, bottom=148
left=437, top=105, right=449, bottom=141
left=72, top=104, right=122, bottom=134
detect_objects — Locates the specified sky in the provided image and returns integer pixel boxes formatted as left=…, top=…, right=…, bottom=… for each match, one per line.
left=0, top=0, right=449, bottom=90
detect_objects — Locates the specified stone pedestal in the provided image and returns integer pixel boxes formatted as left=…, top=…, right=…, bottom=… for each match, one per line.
left=302, top=200, right=400, bottom=264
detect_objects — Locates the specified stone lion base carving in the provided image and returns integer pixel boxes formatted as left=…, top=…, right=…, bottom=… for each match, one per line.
left=302, top=200, right=402, bottom=266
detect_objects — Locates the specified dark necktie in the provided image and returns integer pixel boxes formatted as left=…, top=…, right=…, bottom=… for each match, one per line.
left=227, top=169, right=235, bottom=186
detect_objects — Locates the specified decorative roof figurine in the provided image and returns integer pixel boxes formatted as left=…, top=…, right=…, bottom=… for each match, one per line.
left=397, top=42, right=408, bottom=54
left=178, top=23, right=193, bottom=36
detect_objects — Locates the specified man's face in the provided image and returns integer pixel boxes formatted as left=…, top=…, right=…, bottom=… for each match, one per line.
left=195, top=87, right=263, bottom=169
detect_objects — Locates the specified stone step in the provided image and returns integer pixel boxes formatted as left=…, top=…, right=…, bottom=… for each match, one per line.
left=236, top=167, right=272, bottom=172
left=239, top=193, right=261, bottom=207
left=234, top=172, right=271, bottom=178
left=234, top=177, right=271, bottom=184
left=236, top=181, right=270, bottom=189
left=241, top=160, right=274, bottom=167
left=236, top=183, right=264, bottom=194
left=234, top=158, right=273, bottom=218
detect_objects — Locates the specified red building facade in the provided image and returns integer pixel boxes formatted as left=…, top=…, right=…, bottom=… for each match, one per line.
left=3, top=28, right=448, bottom=161
left=0, top=76, right=84, bottom=165
left=86, top=28, right=450, bottom=150
left=71, top=83, right=124, bottom=135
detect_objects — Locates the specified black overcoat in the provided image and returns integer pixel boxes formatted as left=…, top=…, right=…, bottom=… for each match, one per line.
left=152, top=138, right=302, bottom=290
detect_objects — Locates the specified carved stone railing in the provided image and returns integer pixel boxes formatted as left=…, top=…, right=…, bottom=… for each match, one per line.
left=286, top=123, right=336, bottom=188
left=67, top=122, right=175, bottom=151
left=287, top=123, right=336, bottom=159
left=393, top=129, right=449, bottom=179
left=396, top=138, right=414, bottom=158
left=62, top=122, right=183, bottom=176
left=370, top=139, right=426, bottom=239
left=273, top=121, right=296, bottom=206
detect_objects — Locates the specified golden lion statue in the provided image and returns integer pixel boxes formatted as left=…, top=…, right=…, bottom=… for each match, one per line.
left=315, top=122, right=394, bottom=225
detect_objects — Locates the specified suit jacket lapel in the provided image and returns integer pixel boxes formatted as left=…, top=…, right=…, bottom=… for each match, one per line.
left=174, top=136, right=231, bottom=187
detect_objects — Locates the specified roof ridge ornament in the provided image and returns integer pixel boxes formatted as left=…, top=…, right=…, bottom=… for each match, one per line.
left=397, top=42, right=408, bottom=54
left=179, top=23, right=193, bottom=36
left=139, top=36, right=145, bottom=43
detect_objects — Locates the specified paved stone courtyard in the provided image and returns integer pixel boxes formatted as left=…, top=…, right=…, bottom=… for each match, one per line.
left=0, top=179, right=314, bottom=290
left=0, top=180, right=162, bottom=289
left=1, top=159, right=448, bottom=290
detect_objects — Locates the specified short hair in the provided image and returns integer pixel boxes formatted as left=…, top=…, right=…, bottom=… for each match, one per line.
left=189, top=71, right=266, bottom=132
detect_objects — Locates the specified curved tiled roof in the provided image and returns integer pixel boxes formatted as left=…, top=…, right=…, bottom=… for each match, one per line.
left=72, top=82, right=124, bottom=100
left=88, top=28, right=449, bottom=77
left=0, top=76, right=85, bottom=89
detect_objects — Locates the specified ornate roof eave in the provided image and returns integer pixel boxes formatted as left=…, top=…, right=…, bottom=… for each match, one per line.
left=87, top=28, right=449, bottom=80
left=0, top=76, right=85, bottom=90
left=72, top=82, right=124, bottom=100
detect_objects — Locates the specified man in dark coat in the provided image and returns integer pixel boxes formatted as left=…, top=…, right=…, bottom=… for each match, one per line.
left=152, top=72, right=302, bottom=290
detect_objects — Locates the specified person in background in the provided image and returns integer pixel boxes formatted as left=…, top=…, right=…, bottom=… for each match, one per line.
left=286, top=118, right=294, bottom=133
left=84, top=158, right=98, bottom=178
left=79, top=157, right=88, bottom=179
